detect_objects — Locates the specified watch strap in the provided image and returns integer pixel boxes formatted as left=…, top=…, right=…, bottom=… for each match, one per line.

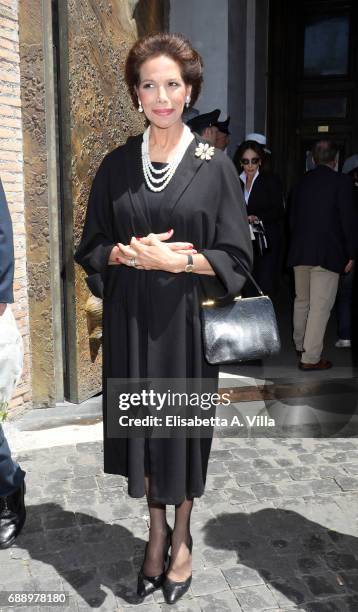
left=185, top=254, right=194, bottom=273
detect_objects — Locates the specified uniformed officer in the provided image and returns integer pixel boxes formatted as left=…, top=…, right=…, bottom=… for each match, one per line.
left=186, top=108, right=221, bottom=146
left=214, top=116, right=230, bottom=151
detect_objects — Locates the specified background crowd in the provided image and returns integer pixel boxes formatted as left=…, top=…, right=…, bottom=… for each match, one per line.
left=187, top=107, right=357, bottom=371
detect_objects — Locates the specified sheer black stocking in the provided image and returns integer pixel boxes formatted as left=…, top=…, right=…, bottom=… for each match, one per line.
left=143, top=475, right=168, bottom=577
left=167, top=497, right=193, bottom=581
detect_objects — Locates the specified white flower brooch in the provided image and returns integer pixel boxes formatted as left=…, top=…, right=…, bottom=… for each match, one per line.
left=194, top=142, right=215, bottom=161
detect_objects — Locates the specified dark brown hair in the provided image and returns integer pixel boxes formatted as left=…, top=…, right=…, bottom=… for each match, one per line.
left=233, top=140, right=265, bottom=173
left=125, top=33, right=203, bottom=108
left=312, top=139, right=338, bottom=165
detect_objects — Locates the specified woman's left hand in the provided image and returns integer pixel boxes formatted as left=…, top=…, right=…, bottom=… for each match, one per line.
left=112, top=229, right=196, bottom=267
left=113, top=230, right=196, bottom=271
left=128, top=234, right=185, bottom=272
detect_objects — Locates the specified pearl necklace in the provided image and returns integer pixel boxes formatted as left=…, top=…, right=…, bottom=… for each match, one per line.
left=141, top=124, right=194, bottom=192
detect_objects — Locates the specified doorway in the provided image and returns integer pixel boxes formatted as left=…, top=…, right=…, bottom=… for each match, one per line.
left=267, top=0, right=358, bottom=191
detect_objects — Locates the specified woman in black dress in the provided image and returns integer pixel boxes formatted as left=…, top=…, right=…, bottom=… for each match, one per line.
left=234, top=140, right=285, bottom=297
left=75, top=33, right=252, bottom=604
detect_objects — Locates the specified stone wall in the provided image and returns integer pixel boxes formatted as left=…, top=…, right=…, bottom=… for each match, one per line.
left=18, top=0, right=62, bottom=408
left=0, top=0, right=31, bottom=416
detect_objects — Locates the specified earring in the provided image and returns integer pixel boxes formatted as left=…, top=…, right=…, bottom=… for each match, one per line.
left=138, top=99, right=143, bottom=113
left=185, top=95, right=191, bottom=109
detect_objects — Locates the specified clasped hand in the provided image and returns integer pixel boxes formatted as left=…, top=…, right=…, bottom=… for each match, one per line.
left=108, top=229, right=196, bottom=273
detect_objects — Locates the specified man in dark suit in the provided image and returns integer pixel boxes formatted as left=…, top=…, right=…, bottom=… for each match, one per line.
left=0, top=178, right=26, bottom=547
left=288, top=140, right=355, bottom=370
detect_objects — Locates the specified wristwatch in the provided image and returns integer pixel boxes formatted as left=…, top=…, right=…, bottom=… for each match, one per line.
left=185, top=254, right=194, bottom=273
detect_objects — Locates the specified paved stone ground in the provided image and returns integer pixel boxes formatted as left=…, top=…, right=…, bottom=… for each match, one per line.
left=1, top=435, right=358, bottom=612
left=1, top=283, right=357, bottom=611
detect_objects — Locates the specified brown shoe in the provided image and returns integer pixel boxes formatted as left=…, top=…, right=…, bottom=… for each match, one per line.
left=299, top=359, right=332, bottom=371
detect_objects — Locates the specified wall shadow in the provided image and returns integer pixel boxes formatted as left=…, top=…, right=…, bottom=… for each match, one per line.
left=203, top=508, right=358, bottom=611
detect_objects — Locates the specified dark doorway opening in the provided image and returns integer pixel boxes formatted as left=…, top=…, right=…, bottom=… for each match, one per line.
left=267, top=0, right=358, bottom=192
left=51, top=0, right=69, bottom=400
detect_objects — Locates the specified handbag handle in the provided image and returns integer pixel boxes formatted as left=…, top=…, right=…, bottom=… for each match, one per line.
left=230, top=253, right=264, bottom=297
left=202, top=253, right=265, bottom=307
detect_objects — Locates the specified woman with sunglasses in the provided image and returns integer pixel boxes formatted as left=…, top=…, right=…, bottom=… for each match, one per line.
left=234, top=140, right=285, bottom=297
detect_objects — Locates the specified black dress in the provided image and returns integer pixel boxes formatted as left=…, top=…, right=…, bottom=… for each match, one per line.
left=240, top=172, right=285, bottom=297
left=75, top=134, right=253, bottom=504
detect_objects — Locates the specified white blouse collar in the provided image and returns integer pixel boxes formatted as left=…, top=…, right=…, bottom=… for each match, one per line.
left=240, top=169, right=260, bottom=204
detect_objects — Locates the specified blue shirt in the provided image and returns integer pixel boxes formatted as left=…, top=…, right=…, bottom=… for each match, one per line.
left=0, top=178, right=14, bottom=303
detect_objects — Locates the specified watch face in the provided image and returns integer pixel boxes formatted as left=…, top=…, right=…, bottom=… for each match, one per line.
left=185, top=264, right=194, bottom=273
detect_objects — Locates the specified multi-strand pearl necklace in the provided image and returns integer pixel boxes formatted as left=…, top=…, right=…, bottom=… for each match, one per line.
left=141, top=124, right=194, bottom=192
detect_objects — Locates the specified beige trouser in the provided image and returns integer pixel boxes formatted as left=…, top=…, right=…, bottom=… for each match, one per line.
left=0, top=305, right=23, bottom=403
left=293, top=266, right=339, bottom=364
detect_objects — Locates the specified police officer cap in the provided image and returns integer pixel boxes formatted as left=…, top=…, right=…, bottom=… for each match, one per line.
left=215, top=116, right=231, bottom=135
left=187, top=109, right=221, bottom=133
left=246, top=132, right=266, bottom=146
left=245, top=132, right=271, bottom=154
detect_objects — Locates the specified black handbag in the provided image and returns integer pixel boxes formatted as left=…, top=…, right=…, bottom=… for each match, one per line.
left=201, top=254, right=281, bottom=365
left=251, top=219, right=268, bottom=256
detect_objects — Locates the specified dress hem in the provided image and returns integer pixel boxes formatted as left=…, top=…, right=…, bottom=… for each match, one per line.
left=103, top=464, right=205, bottom=505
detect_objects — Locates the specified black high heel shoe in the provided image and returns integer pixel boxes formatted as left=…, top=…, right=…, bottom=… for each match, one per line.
left=162, top=534, right=193, bottom=605
left=137, top=523, right=172, bottom=598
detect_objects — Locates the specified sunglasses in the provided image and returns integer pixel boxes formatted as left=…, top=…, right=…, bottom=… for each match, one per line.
left=241, top=158, right=260, bottom=165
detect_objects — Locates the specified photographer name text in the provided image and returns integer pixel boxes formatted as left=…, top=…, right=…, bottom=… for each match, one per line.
left=117, top=415, right=275, bottom=428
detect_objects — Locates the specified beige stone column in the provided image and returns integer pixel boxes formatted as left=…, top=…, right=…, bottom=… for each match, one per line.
left=18, top=0, right=63, bottom=408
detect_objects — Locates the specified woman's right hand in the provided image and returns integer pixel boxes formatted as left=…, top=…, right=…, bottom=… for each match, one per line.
left=108, top=244, right=132, bottom=265
left=108, top=229, right=196, bottom=265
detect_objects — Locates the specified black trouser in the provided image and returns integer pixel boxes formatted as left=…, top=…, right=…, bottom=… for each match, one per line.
left=0, top=425, right=25, bottom=497
left=336, top=268, right=354, bottom=340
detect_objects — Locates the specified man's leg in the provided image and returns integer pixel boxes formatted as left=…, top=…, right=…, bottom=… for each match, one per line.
left=293, top=266, right=311, bottom=351
left=301, top=266, right=339, bottom=364
left=0, top=424, right=26, bottom=548
left=0, top=305, right=26, bottom=548
left=0, top=425, right=25, bottom=497
left=336, top=269, right=354, bottom=341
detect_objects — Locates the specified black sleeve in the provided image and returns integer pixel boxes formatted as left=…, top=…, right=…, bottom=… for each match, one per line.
left=338, top=174, right=356, bottom=259
left=0, top=178, right=14, bottom=303
left=259, top=174, right=285, bottom=224
left=201, top=156, right=253, bottom=301
left=74, top=156, right=116, bottom=298
left=287, top=185, right=297, bottom=232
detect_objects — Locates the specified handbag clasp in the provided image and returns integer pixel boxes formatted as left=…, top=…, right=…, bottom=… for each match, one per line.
left=202, top=295, right=243, bottom=307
